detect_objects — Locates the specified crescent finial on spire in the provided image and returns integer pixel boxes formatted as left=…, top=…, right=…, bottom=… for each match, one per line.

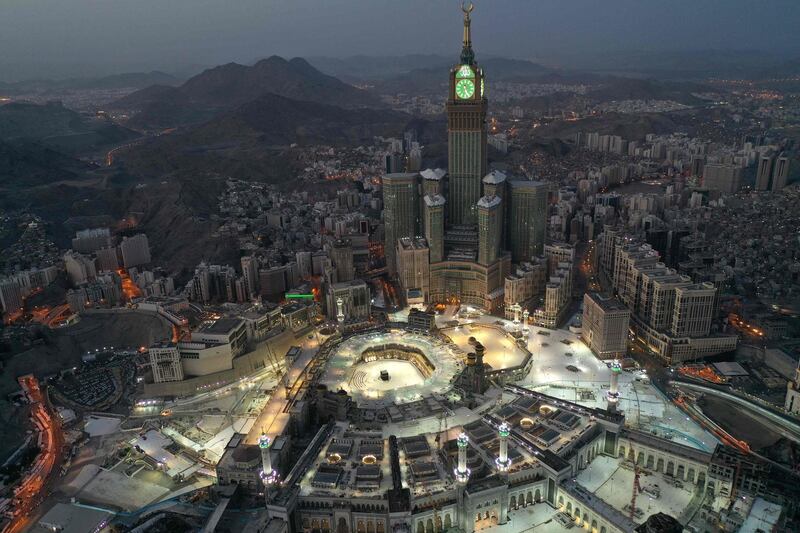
left=460, top=2, right=475, bottom=64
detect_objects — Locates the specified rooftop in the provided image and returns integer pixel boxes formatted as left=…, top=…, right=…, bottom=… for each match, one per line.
left=585, top=292, right=629, bottom=313
left=424, top=194, right=446, bottom=208
left=483, top=170, right=507, bottom=185
left=477, top=195, right=502, bottom=209
left=197, top=317, right=244, bottom=335
left=421, top=168, right=447, bottom=181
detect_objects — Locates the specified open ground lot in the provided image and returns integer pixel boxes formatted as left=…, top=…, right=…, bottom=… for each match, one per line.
left=576, top=455, right=696, bottom=524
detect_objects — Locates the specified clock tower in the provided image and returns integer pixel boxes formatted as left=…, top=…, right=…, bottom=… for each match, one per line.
left=447, top=2, right=488, bottom=226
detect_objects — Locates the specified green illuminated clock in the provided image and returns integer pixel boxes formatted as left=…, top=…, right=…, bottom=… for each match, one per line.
left=455, top=78, right=475, bottom=99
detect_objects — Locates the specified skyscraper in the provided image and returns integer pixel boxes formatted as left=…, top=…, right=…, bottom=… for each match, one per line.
left=396, top=237, right=430, bottom=302
left=477, top=195, right=501, bottom=265
left=755, top=154, right=774, bottom=191
left=120, top=234, right=151, bottom=268
left=772, top=153, right=790, bottom=192
left=382, top=172, right=419, bottom=275
left=329, top=238, right=354, bottom=282
left=508, top=180, right=548, bottom=262
left=241, top=256, right=259, bottom=298
left=582, top=293, right=630, bottom=358
left=446, top=6, right=487, bottom=226
left=482, top=170, right=507, bottom=247
left=423, top=194, right=446, bottom=263
left=702, top=163, right=743, bottom=194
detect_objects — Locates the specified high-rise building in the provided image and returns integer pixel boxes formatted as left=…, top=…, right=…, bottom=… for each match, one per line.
left=533, top=262, right=572, bottom=328
left=772, top=153, right=790, bottom=192
left=423, top=195, right=446, bottom=263
left=0, top=279, right=24, bottom=314
left=702, top=163, right=743, bottom=193
left=582, top=293, right=630, bottom=358
left=64, top=251, right=97, bottom=285
left=690, top=155, right=705, bottom=178
left=755, top=154, right=774, bottom=191
left=508, top=180, right=548, bottom=262
left=241, top=256, right=260, bottom=298
left=408, top=145, right=422, bottom=172
left=383, top=173, right=419, bottom=275
left=329, top=239, right=355, bottom=282
left=326, top=280, right=370, bottom=322
left=413, top=7, right=515, bottom=312
left=482, top=170, right=507, bottom=246
left=785, top=362, right=800, bottom=414
left=608, top=239, right=736, bottom=364
left=503, top=259, right=547, bottom=316
left=446, top=8, right=487, bottom=226
left=296, top=251, right=312, bottom=279
left=544, top=242, right=575, bottom=275
left=95, top=247, right=120, bottom=272
left=672, top=283, right=716, bottom=337
left=477, top=195, right=501, bottom=265
left=120, top=234, right=151, bottom=268
left=396, top=237, right=430, bottom=302
left=72, top=228, right=113, bottom=254
left=421, top=168, right=446, bottom=196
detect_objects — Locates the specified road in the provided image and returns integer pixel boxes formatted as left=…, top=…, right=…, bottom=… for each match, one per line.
left=3, top=377, right=65, bottom=533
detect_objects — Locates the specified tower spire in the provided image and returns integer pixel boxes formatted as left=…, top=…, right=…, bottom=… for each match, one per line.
left=460, top=2, right=475, bottom=65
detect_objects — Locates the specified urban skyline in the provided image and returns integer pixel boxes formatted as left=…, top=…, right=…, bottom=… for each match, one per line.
left=1, top=3, right=799, bottom=533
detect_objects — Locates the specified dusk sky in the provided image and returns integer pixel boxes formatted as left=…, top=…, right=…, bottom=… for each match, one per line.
left=2, top=0, right=800, bottom=81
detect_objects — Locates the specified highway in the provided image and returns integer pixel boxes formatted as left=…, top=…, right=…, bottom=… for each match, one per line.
left=3, top=377, right=65, bottom=533
left=671, top=380, right=800, bottom=443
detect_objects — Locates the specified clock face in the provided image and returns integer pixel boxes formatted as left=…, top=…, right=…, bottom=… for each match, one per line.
left=481, top=78, right=485, bottom=97
left=455, top=78, right=475, bottom=99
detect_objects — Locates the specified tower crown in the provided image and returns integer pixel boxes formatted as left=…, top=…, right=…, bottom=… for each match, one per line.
left=460, top=2, right=475, bottom=65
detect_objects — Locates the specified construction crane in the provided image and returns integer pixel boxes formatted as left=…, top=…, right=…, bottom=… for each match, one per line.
left=436, top=409, right=450, bottom=451
left=264, top=341, right=282, bottom=377
left=629, top=444, right=642, bottom=521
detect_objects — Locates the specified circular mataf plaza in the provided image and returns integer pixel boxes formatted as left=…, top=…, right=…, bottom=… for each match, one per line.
left=318, top=319, right=534, bottom=413
left=319, top=328, right=466, bottom=407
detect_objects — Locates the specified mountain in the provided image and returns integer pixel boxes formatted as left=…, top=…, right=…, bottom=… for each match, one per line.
left=120, top=92, right=408, bottom=181
left=586, top=78, right=709, bottom=105
left=192, top=92, right=405, bottom=145
left=111, top=56, right=381, bottom=130
left=373, top=57, right=555, bottom=95
left=756, top=57, right=800, bottom=79
left=307, top=54, right=451, bottom=81
left=560, top=49, right=788, bottom=80
left=0, top=101, right=138, bottom=155
left=0, top=71, right=180, bottom=95
left=0, top=139, right=91, bottom=189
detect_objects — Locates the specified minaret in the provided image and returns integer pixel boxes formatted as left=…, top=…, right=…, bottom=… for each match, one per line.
left=511, top=303, right=521, bottom=329
left=454, top=432, right=471, bottom=483
left=522, top=309, right=530, bottom=334
left=495, top=423, right=511, bottom=472
left=607, top=360, right=622, bottom=412
left=259, top=432, right=278, bottom=489
left=454, top=431, right=471, bottom=532
left=336, top=297, right=345, bottom=328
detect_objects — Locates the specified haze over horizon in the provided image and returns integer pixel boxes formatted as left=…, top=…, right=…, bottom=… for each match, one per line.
left=2, top=0, right=800, bottom=82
